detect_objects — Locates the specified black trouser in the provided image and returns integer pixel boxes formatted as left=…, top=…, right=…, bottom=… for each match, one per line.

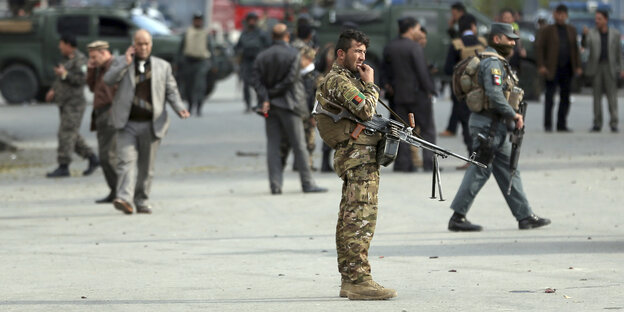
left=394, top=100, right=436, bottom=171
left=544, top=65, right=572, bottom=130
left=450, top=93, right=472, bottom=156
left=445, top=98, right=460, bottom=133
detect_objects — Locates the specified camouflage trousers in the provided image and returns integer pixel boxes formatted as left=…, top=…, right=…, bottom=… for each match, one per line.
left=336, top=163, right=379, bottom=283
left=57, top=101, right=93, bottom=165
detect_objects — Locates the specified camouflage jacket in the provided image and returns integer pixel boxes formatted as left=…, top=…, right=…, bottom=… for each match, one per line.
left=52, top=49, right=87, bottom=104
left=316, top=63, right=380, bottom=177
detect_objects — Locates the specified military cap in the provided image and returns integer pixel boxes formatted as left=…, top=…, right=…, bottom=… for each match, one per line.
left=246, top=12, right=259, bottom=20
left=490, top=23, right=519, bottom=39
left=87, top=40, right=109, bottom=50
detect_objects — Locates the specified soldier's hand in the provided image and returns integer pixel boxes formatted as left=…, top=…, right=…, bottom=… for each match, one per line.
left=538, top=66, right=548, bottom=77
left=514, top=113, right=524, bottom=129
left=125, top=46, right=135, bottom=65
left=178, top=109, right=190, bottom=119
left=358, top=64, right=374, bottom=83
left=45, top=89, right=54, bottom=102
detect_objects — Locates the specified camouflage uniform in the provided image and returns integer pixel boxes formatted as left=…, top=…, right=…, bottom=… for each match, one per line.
left=316, top=63, right=381, bottom=283
left=52, top=50, right=94, bottom=165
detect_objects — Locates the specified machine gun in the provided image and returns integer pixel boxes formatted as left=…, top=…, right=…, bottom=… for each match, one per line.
left=507, top=100, right=527, bottom=195
left=313, top=97, right=487, bottom=201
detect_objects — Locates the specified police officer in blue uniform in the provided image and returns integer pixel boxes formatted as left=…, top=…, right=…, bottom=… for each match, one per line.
left=448, top=23, right=551, bottom=232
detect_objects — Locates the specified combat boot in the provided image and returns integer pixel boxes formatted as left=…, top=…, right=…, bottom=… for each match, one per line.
left=345, top=280, right=397, bottom=300
left=46, top=164, right=70, bottom=178
left=339, top=280, right=352, bottom=298
left=83, top=154, right=100, bottom=176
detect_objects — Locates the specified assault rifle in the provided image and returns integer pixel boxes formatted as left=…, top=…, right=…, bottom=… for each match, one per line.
left=507, top=100, right=527, bottom=195
left=313, top=96, right=487, bottom=201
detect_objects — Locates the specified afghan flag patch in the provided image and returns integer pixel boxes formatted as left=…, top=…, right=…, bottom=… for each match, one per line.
left=351, top=91, right=366, bottom=106
left=493, top=74, right=502, bottom=86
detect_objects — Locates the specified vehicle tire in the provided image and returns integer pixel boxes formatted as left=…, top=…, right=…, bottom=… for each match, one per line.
left=0, top=64, right=39, bottom=104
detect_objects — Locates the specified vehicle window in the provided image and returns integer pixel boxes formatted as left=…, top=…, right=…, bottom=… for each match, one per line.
left=57, top=15, right=89, bottom=36
left=99, top=17, right=129, bottom=37
left=130, top=14, right=171, bottom=36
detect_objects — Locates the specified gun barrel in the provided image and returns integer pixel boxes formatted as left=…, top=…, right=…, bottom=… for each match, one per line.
left=406, top=134, right=487, bottom=169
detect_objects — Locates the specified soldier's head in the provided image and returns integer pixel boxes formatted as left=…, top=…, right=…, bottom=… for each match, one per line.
left=246, top=12, right=259, bottom=29
left=488, top=23, right=517, bottom=57
left=87, top=41, right=111, bottom=67
left=272, top=23, right=290, bottom=42
left=458, top=13, right=477, bottom=35
left=595, top=9, right=609, bottom=31
left=450, top=2, right=465, bottom=21
left=192, top=12, right=204, bottom=29
left=59, top=34, right=77, bottom=57
left=335, top=29, right=369, bottom=72
left=398, top=17, right=423, bottom=43
left=553, top=4, right=568, bottom=25
left=133, top=29, right=153, bottom=60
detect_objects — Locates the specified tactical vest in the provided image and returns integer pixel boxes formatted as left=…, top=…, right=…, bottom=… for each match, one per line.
left=458, top=52, right=522, bottom=113
left=184, top=27, right=211, bottom=59
left=315, top=76, right=382, bottom=148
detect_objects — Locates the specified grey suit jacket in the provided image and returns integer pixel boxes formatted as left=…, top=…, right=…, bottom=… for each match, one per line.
left=103, top=55, right=185, bottom=138
left=584, top=27, right=622, bottom=78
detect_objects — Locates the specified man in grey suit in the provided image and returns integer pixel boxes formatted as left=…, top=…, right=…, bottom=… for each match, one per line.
left=104, top=29, right=190, bottom=214
left=382, top=17, right=437, bottom=172
left=582, top=9, right=622, bottom=133
left=253, top=23, right=327, bottom=195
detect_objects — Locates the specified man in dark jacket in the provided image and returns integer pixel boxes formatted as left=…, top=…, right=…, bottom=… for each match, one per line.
left=382, top=17, right=437, bottom=172
left=252, top=23, right=327, bottom=194
left=536, top=4, right=582, bottom=132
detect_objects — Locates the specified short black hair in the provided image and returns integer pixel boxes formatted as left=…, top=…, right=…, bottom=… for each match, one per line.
left=398, top=17, right=418, bottom=34
left=555, top=4, right=568, bottom=14
left=458, top=13, right=476, bottom=33
left=420, top=26, right=427, bottom=35
left=596, top=9, right=609, bottom=20
left=60, top=34, right=77, bottom=47
left=335, top=29, right=369, bottom=56
left=451, top=2, right=466, bottom=12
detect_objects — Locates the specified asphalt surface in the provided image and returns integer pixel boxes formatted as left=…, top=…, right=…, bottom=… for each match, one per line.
left=1, top=76, right=623, bottom=311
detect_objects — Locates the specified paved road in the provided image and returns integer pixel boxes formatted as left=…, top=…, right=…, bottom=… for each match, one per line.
left=1, top=77, right=623, bottom=311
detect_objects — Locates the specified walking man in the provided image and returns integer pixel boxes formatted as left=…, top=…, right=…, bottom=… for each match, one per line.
left=46, top=34, right=99, bottom=178
left=448, top=23, right=550, bottom=232
left=582, top=9, right=622, bottom=133
left=86, top=40, right=118, bottom=203
left=179, top=12, right=213, bottom=116
left=235, top=12, right=270, bottom=113
left=104, top=30, right=190, bottom=214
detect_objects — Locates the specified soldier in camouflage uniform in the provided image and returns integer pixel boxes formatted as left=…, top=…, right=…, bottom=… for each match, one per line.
left=315, top=29, right=397, bottom=300
left=46, top=34, right=99, bottom=178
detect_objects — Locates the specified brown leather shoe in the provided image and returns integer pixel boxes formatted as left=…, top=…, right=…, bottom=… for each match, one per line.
left=113, top=199, right=133, bottom=215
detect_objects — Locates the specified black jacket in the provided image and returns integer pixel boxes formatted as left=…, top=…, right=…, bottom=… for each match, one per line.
left=252, top=40, right=307, bottom=116
left=382, top=37, right=436, bottom=104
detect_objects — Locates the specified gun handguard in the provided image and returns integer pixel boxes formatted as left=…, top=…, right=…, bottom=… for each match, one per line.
left=313, top=98, right=488, bottom=169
